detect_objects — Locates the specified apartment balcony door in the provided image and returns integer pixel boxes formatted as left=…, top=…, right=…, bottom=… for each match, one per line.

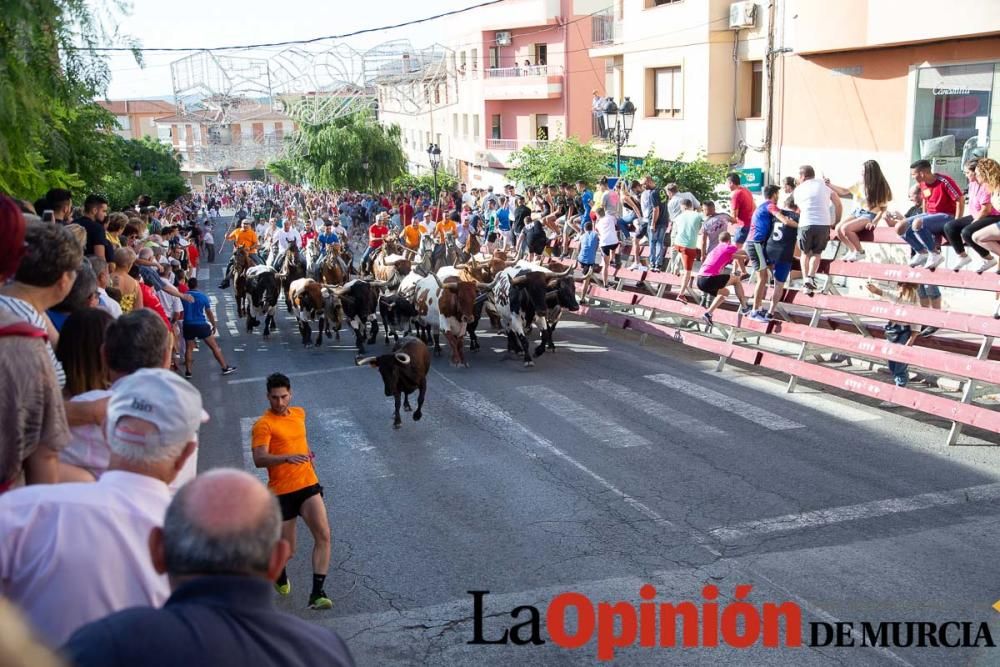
left=534, top=43, right=547, bottom=67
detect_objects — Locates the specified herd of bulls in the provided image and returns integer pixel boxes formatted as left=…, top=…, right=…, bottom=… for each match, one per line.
left=233, top=242, right=581, bottom=368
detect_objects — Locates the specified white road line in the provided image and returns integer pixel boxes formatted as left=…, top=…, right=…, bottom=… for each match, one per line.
left=516, top=385, right=650, bottom=448
left=199, top=267, right=210, bottom=280
left=239, top=417, right=268, bottom=483
left=228, top=365, right=362, bottom=385
left=696, top=365, right=881, bottom=423
left=645, top=372, right=805, bottom=431
left=435, top=371, right=673, bottom=529
left=589, top=379, right=727, bottom=438
left=709, top=482, right=1000, bottom=543
left=314, top=407, right=393, bottom=479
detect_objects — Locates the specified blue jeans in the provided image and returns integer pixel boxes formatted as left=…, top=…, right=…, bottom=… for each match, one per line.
left=649, top=225, right=667, bottom=268
left=901, top=213, right=953, bottom=254
left=886, top=327, right=911, bottom=386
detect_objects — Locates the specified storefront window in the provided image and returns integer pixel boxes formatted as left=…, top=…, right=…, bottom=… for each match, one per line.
left=913, top=63, right=997, bottom=184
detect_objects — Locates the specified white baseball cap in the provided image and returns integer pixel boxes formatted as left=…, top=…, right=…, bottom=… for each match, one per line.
left=106, top=369, right=209, bottom=450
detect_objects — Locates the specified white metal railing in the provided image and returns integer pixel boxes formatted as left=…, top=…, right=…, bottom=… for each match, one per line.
left=485, top=138, right=550, bottom=151
left=484, top=64, right=561, bottom=79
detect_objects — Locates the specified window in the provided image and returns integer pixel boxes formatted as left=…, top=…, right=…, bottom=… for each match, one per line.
left=489, top=47, right=499, bottom=69
left=536, top=114, right=549, bottom=141
left=647, top=0, right=682, bottom=6
left=434, top=85, right=441, bottom=105
left=750, top=61, right=763, bottom=118
left=471, top=48, right=478, bottom=71
left=453, top=113, right=459, bottom=135
left=473, top=114, right=480, bottom=138
left=491, top=114, right=501, bottom=139
left=534, top=44, right=547, bottom=67
left=462, top=114, right=469, bottom=137
left=115, top=115, right=131, bottom=131
left=648, top=66, right=682, bottom=118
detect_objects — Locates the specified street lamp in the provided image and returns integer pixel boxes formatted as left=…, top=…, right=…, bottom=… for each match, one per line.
left=604, top=96, right=636, bottom=178
left=361, top=158, right=370, bottom=192
left=133, top=162, right=142, bottom=178
left=427, top=143, right=442, bottom=203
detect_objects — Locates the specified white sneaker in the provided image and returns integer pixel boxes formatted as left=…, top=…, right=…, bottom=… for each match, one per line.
left=843, top=250, right=858, bottom=262
left=952, top=255, right=973, bottom=271
left=628, top=263, right=642, bottom=271
left=976, top=257, right=997, bottom=274
left=908, top=253, right=928, bottom=268
left=923, top=253, right=944, bottom=270
left=855, top=250, right=866, bottom=262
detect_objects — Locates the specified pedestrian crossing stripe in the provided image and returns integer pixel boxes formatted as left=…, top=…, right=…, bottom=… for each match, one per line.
left=516, top=385, right=650, bottom=448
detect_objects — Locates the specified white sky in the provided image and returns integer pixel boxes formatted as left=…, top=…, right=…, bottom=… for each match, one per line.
left=97, top=0, right=475, bottom=99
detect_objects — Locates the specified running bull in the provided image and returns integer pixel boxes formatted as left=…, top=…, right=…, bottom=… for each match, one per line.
left=355, top=336, right=429, bottom=429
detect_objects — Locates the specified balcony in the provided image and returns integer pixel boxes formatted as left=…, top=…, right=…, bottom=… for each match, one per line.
left=591, top=9, right=621, bottom=46
left=485, top=138, right=549, bottom=151
left=482, top=65, right=563, bottom=100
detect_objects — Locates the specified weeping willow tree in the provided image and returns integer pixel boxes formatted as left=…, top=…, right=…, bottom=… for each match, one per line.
left=0, top=0, right=141, bottom=198
left=268, top=111, right=407, bottom=192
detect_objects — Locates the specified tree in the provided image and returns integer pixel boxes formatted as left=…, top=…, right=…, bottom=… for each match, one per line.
left=507, top=138, right=611, bottom=187
left=267, top=111, right=406, bottom=191
left=101, top=137, right=188, bottom=210
left=391, top=171, right=458, bottom=195
left=0, top=0, right=140, bottom=198
left=622, top=150, right=729, bottom=204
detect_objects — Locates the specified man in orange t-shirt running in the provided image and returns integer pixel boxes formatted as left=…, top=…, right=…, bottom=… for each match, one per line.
left=251, top=373, right=333, bottom=610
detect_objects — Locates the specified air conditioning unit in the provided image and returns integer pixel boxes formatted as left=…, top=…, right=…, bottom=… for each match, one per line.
left=728, top=2, right=757, bottom=29
left=496, top=31, right=512, bottom=46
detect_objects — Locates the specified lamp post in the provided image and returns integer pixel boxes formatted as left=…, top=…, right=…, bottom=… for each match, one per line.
left=361, top=158, right=370, bottom=192
left=427, top=143, right=442, bottom=203
left=603, top=96, right=636, bottom=178
left=133, top=162, right=142, bottom=178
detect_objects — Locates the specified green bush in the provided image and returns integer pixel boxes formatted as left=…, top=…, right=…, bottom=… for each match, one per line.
left=622, top=150, right=729, bottom=204
left=391, top=171, right=458, bottom=194
left=507, top=137, right=611, bottom=187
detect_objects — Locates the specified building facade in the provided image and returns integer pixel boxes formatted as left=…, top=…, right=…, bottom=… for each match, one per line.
left=98, top=100, right=179, bottom=141
left=380, top=0, right=608, bottom=189
left=772, top=0, right=1000, bottom=208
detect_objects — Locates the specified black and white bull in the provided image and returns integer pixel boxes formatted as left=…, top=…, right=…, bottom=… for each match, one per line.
left=534, top=271, right=581, bottom=358
left=379, top=293, right=419, bottom=345
left=245, top=265, right=280, bottom=338
left=492, top=263, right=574, bottom=367
left=330, top=279, right=384, bottom=354
left=355, top=336, right=430, bottom=429
left=287, top=277, right=327, bottom=347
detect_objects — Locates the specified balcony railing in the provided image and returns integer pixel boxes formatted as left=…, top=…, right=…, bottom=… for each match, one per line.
left=484, top=64, right=560, bottom=79
left=591, top=9, right=621, bottom=46
left=485, top=138, right=550, bottom=151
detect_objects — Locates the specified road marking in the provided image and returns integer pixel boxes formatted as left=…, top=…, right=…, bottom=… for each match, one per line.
left=198, top=267, right=211, bottom=281
left=645, top=372, right=805, bottom=431
left=589, top=379, right=727, bottom=438
left=697, top=366, right=881, bottom=423
left=239, top=417, right=268, bottom=483
left=315, top=407, right=392, bottom=479
left=516, top=385, right=650, bottom=448
left=228, top=365, right=362, bottom=385
left=709, top=482, right=1000, bottom=543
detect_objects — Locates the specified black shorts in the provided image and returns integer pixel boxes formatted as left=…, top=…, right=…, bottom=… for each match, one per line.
left=277, top=483, right=324, bottom=521
left=697, top=274, right=730, bottom=297
left=797, top=226, right=830, bottom=255
left=183, top=323, right=212, bottom=340
left=747, top=242, right=768, bottom=273
left=601, top=243, right=620, bottom=256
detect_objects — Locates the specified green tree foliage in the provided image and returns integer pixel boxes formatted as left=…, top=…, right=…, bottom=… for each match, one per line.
left=101, top=137, right=188, bottom=210
left=0, top=0, right=140, bottom=198
left=623, top=150, right=729, bottom=204
left=507, top=138, right=611, bottom=187
left=391, top=171, right=458, bottom=195
left=267, top=111, right=406, bottom=191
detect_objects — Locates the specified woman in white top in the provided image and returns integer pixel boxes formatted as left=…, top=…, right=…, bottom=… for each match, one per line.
left=830, top=160, right=891, bottom=262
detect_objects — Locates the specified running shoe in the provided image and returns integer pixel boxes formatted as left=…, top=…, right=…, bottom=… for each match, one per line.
left=952, top=255, right=973, bottom=271
left=907, top=253, right=928, bottom=268
left=843, top=250, right=858, bottom=262
left=976, top=257, right=997, bottom=274
left=923, top=253, right=944, bottom=270
left=184, top=371, right=193, bottom=379
left=221, top=366, right=238, bottom=375
left=702, top=312, right=713, bottom=326
left=803, top=280, right=817, bottom=296
left=676, top=294, right=688, bottom=304
left=749, top=310, right=770, bottom=323
left=917, top=325, right=939, bottom=337
left=739, top=305, right=753, bottom=316
left=274, top=581, right=291, bottom=596
left=308, top=593, right=333, bottom=610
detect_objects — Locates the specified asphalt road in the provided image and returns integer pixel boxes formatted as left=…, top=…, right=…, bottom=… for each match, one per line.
left=190, top=229, right=1000, bottom=666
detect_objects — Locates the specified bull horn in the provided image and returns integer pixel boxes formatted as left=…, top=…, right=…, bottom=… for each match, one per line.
left=583, top=268, right=594, bottom=278
left=369, top=280, right=389, bottom=288
left=431, top=273, right=443, bottom=288
left=477, top=274, right=501, bottom=290
left=552, top=262, right=576, bottom=278
left=355, top=355, right=378, bottom=367
left=546, top=289, right=559, bottom=298
left=511, top=274, right=528, bottom=285
left=455, top=263, right=469, bottom=270
left=332, top=285, right=350, bottom=296
left=394, top=352, right=411, bottom=364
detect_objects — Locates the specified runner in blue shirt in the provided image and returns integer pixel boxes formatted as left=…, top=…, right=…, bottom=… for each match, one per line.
left=317, top=221, right=340, bottom=255
left=181, top=278, right=236, bottom=378
left=747, top=185, right=795, bottom=322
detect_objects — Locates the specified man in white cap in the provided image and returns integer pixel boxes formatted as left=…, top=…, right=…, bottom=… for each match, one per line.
left=0, top=368, right=204, bottom=648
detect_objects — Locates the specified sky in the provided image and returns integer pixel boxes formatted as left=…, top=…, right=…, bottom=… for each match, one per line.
left=96, top=0, right=477, bottom=99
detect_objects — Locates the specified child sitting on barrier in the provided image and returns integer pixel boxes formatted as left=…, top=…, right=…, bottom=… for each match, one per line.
left=577, top=221, right=599, bottom=279
left=864, top=280, right=918, bottom=387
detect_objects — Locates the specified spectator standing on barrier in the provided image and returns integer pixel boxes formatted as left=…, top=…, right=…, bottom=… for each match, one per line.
left=829, top=160, right=893, bottom=262
left=577, top=220, right=600, bottom=279
left=727, top=173, right=755, bottom=245
left=764, top=196, right=802, bottom=319
left=665, top=183, right=700, bottom=222
left=62, top=469, right=355, bottom=667
left=944, top=158, right=997, bottom=273
left=699, top=231, right=749, bottom=326
left=512, top=196, right=532, bottom=259
left=701, top=201, right=734, bottom=256
left=793, top=165, right=841, bottom=295
left=595, top=207, right=620, bottom=285
left=672, top=198, right=703, bottom=303
left=890, top=159, right=963, bottom=270
left=251, top=373, right=334, bottom=611
left=0, top=368, right=202, bottom=647
left=748, top=185, right=796, bottom=321
left=864, top=281, right=920, bottom=386
left=635, top=176, right=665, bottom=271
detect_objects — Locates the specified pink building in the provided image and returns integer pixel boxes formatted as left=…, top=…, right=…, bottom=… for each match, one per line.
left=380, top=0, right=606, bottom=189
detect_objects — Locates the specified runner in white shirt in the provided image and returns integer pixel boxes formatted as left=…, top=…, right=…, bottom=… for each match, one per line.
left=271, top=225, right=300, bottom=269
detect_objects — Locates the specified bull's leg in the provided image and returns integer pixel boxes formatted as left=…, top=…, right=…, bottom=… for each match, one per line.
left=299, top=321, right=312, bottom=347
left=381, top=314, right=391, bottom=344
left=547, top=323, right=557, bottom=351
left=432, top=331, right=442, bottom=357
left=263, top=313, right=273, bottom=339
left=393, top=392, right=402, bottom=429
left=367, top=317, right=379, bottom=345
left=535, top=325, right=553, bottom=358
left=403, top=393, right=412, bottom=412
left=353, top=326, right=366, bottom=354
left=285, top=287, right=294, bottom=313
left=315, top=316, right=325, bottom=347
left=520, top=333, right=534, bottom=367
left=413, top=379, right=426, bottom=421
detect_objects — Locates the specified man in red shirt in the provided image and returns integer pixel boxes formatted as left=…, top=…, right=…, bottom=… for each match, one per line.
left=183, top=237, right=199, bottom=280
left=398, top=197, right=414, bottom=226
left=895, top=159, right=964, bottom=270
left=300, top=220, right=318, bottom=249
left=361, top=212, right=390, bottom=275
left=727, top=172, right=755, bottom=244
